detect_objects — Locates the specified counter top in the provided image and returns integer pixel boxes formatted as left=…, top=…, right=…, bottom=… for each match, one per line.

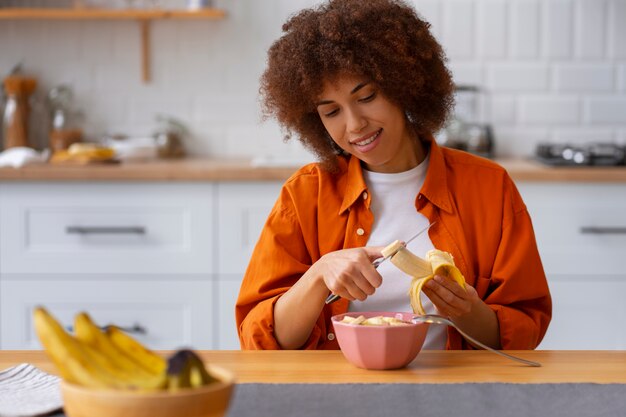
left=1, top=158, right=626, bottom=182
left=3, top=350, right=626, bottom=384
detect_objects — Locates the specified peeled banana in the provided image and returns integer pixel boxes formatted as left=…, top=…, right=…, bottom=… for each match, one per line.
left=382, top=241, right=466, bottom=315
left=34, top=306, right=216, bottom=392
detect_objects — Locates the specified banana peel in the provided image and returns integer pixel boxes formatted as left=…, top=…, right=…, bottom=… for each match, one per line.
left=382, top=241, right=466, bottom=315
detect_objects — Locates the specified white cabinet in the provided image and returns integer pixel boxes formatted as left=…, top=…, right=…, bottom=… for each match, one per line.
left=0, top=278, right=214, bottom=350
left=215, top=182, right=282, bottom=349
left=518, top=183, right=626, bottom=350
left=0, top=183, right=214, bottom=274
left=0, top=182, right=216, bottom=349
left=0, top=180, right=283, bottom=350
left=216, top=182, right=282, bottom=274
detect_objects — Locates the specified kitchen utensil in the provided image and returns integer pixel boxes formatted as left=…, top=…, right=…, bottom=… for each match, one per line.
left=325, top=222, right=436, bottom=305
left=411, top=314, right=541, bottom=367
left=331, top=312, right=429, bottom=370
left=438, top=85, right=494, bottom=158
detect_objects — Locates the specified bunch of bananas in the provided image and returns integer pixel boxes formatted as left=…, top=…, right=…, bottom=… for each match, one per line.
left=33, top=307, right=217, bottom=391
left=381, top=241, right=466, bottom=315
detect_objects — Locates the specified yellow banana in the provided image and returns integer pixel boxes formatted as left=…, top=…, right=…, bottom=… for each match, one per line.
left=73, top=312, right=166, bottom=390
left=33, top=307, right=127, bottom=389
left=166, top=350, right=193, bottom=391
left=166, top=349, right=216, bottom=390
left=383, top=243, right=466, bottom=315
left=105, top=326, right=166, bottom=376
left=34, top=307, right=214, bottom=392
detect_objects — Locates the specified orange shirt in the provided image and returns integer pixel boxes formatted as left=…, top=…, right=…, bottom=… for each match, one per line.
left=236, top=135, right=552, bottom=350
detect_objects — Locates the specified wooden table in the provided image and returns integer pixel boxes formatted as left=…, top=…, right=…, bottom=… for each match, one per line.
left=2, top=350, right=626, bottom=384
left=2, top=350, right=625, bottom=417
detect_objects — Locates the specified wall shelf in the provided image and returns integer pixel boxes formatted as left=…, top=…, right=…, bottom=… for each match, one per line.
left=0, top=8, right=227, bottom=83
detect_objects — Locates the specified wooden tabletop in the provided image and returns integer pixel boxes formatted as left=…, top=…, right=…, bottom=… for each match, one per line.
left=3, top=350, right=625, bottom=384
left=1, top=158, right=625, bottom=182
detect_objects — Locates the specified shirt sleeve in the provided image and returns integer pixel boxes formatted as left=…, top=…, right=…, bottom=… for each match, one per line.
left=484, top=178, right=552, bottom=350
left=235, top=189, right=324, bottom=350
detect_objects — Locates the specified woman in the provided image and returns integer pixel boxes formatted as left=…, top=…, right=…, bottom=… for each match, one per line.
left=236, top=0, right=551, bottom=351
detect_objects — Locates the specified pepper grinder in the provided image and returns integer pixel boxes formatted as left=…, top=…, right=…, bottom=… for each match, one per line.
left=2, top=75, right=38, bottom=149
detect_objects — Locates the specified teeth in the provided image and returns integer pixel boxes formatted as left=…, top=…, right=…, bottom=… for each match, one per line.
left=354, top=130, right=380, bottom=146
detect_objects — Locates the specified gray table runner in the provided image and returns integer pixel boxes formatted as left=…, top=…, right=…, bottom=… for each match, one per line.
left=46, top=383, right=626, bottom=417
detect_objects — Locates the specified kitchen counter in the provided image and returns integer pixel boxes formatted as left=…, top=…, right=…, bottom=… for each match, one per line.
left=3, top=350, right=626, bottom=383
left=3, top=350, right=624, bottom=417
left=1, top=158, right=626, bottom=182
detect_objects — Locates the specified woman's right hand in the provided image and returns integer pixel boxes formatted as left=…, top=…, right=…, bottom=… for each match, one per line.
left=313, top=246, right=385, bottom=301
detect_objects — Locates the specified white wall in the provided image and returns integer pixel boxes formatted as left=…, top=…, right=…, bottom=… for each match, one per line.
left=0, top=0, right=624, bottom=159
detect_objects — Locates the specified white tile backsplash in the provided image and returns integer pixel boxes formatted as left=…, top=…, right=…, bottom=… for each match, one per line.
left=519, top=96, right=581, bottom=125
left=488, top=64, right=550, bottom=92
left=574, top=0, right=607, bottom=59
left=476, top=1, right=507, bottom=59
left=608, top=0, right=626, bottom=59
left=442, top=0, right=475, bottom=59
left=585, top=97, right=626, bottom=124
left=543, top=0, right=573, bottom=59
left=554, top=64, right=614, bottom=92
left=1, top=0, right=625, bottom=158
left=510, top=0, right=540, bottom=59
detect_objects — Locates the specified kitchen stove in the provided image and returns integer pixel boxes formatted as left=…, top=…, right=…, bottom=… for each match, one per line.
left=535, top=142, right=626, bottom=166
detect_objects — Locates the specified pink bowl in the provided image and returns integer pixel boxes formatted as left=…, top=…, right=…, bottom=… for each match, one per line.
left=331, top=312, right=429, bottom=370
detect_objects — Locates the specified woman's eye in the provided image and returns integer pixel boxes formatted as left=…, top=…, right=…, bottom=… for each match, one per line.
left=324, top=109, right=339, bottom=117
left=359, top=92, right=376, bottom=102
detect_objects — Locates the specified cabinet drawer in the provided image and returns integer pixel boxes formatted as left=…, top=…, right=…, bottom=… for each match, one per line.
left=0, top=183, right=214, bottom=274
left=518, top=184, right=626, bottom=275
left=217, top=182, right=282, bottom=274
left=0, top=278, right=214, bottom=350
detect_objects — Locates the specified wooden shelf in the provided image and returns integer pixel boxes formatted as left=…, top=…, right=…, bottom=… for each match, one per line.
left=0, top=8, right=227, bottom=83
left=0, top=8, right=226, bottom=20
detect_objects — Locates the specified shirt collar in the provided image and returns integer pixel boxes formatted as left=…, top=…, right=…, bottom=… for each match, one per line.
left=420, top=134, right=454, bottom=214
left=338, top=133, right=453, bottom=215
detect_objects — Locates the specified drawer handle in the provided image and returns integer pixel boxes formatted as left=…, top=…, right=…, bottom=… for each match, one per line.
left=66, top=226, right=146, bottom=235
left=66, top=323, right=147, bottom=335
left=580, top=226, right=626, bottom=235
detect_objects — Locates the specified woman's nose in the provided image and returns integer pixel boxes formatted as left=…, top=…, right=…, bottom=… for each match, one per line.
left=346, top=108, right=367, bottom=133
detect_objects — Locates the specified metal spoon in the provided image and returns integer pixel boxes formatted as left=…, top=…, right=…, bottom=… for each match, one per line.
left=412, top=314, right=541, bottom=367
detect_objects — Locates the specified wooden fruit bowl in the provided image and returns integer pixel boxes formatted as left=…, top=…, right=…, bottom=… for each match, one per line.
left=61, top=365, right=235, bottom=417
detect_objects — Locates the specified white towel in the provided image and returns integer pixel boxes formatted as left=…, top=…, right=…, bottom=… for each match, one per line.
left=0, top=148, right=48, bottom=168
left=0, top=363, right=62, bottom=417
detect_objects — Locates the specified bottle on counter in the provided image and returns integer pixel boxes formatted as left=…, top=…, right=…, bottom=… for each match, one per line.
left=2, top=75, right=38, bottom=149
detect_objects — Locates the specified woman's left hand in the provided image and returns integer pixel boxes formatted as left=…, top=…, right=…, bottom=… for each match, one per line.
left=421, top=275, right=481, bottom=319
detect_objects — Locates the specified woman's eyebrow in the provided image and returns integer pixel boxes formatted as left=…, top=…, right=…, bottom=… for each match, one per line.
left=316, top=82, right=371, bottom=106
left=350, top=82, right=369, bottom=94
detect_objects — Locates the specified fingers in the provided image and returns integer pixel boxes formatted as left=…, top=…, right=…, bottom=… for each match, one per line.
left=322, top=247, right=383, bottom=301
left=362, top=245, right=385, bottom=262
left=423, top=275, right=473, bottom=317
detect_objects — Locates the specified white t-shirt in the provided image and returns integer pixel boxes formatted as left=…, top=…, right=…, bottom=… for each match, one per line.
left=348, top=153, right=446, bottom=350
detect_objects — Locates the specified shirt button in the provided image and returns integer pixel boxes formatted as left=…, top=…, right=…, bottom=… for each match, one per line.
left=356, top=228, right=365, bottom=236
left=362, top=192, right=368, bottom=200
left=327, top=332, right=335, bottom=341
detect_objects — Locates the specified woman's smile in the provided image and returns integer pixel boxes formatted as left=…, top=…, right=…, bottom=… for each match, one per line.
left=350, top=129, right=382, bottom=152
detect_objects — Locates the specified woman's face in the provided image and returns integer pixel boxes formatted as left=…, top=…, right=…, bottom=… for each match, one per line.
left=316, top=75, right=422, bottom=173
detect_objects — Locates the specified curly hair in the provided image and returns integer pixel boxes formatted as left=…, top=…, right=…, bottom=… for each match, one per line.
left=260, top=0, right=455, bottom=172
